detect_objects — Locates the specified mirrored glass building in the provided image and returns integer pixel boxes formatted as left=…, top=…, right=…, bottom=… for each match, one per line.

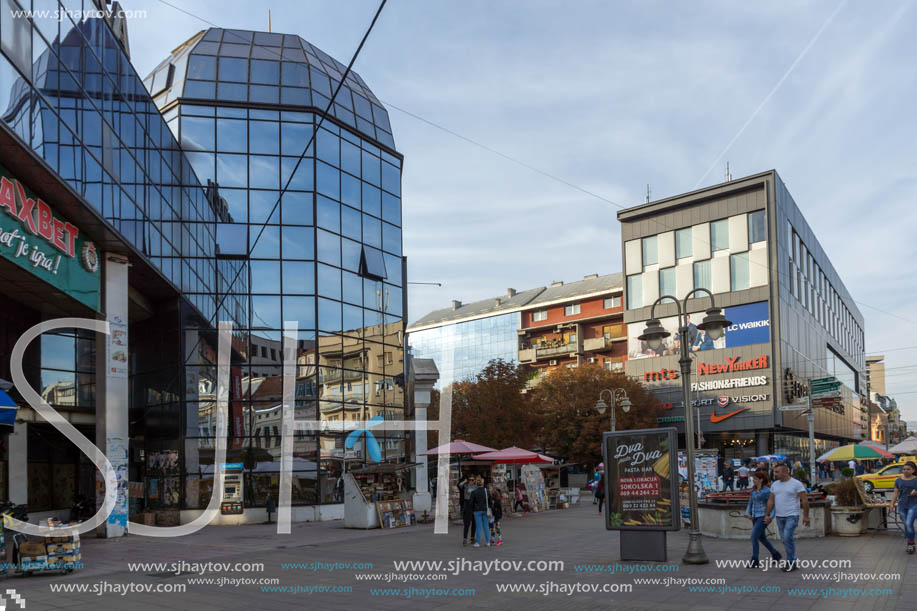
left=0, top=4, right=404, bottom=527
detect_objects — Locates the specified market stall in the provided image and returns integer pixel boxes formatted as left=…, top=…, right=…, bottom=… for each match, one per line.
left=343, top=463, right=419, bottom=529
left=421, top=440, right=496, bottom=520
left=473, top=447, right=553, bottom=514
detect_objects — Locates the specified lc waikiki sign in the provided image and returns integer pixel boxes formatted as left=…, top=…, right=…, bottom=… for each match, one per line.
left=0, top=165, right=100, bottom=310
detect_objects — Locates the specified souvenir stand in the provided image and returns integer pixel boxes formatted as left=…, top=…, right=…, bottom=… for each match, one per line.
left=343, top=463, right=418, bottom=529
left=472, top=447, right=553, bottom=514
left=419, top=440, right=498, bottom=521
left=8, top=519, right=81, bottom=576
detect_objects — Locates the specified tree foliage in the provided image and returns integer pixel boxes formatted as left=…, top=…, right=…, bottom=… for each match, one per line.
left=533, top=363, right=663, bottom=467
left=448, top=359, right=540, bottom=449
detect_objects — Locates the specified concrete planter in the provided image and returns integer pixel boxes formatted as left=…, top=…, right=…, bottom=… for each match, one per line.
left=830, top=507, right=869, bottom=536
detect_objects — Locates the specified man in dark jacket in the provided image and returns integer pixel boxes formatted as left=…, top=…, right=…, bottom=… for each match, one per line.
left=459, top=475, right=476, bottom=546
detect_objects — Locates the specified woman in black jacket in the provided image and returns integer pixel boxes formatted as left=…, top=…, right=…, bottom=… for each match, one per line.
left=470, top=477, right=491, bottom=547
left=488, top=484, right=503, bottom=546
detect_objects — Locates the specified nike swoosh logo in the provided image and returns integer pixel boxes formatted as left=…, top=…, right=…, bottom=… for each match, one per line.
left=710, top=407, right=749, bottom=423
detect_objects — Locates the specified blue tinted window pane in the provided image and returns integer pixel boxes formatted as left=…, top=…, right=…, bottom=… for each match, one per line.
left=217, top=82, right=247, bottom=101
left=316, top=129, right=339, bottom=166
left=186, top=152, right=215, bottom=183
left=250, top=85, right=279, bottom=104
left=342, top=271, right=362, bottom=305
left=187, top=55, right=216, bottom=79
left=250, top=226, right=280, bottom=258
left=217, top=106, right=247, bottom=117
left=252, top=296, right=281, bottom=328
left=250, top=190, right=280, bottom=224
left=282, top=261, right=315, bottom=294
left=711, top=219, right=729, bottom=251
left=372, top=103, right=392, bottom=132
left=318, top=264, right=342, bottom=300
left=216, top=224, right=247, bottom=256
left=381, top=162, right=400, bottom=195
left=384, top=253, right=402, bottom=286
left=341, top=140, right=360, bottom=176
left=281, top=157, right=313, bottom=191
left=343, top=305, right=363, bottom=333
left=251, top=109, right=279, bottom=120
left=749, top=210, right=766, bottom=243
left=183, top=80, right=215, bottom=98
left=250, top=121, right=279, bottom=154
left=281, top=87, right=310, bottom=106
left=342, top=238, right=360, bottom=272
left=381, top=192, right=400, bottom=226
left=282, top=122, right=311, bottom=156
left=218, top=57, right=248, bottom=81
left=316, top=196, right=340, bottom=232
left=281, top=191, right=313, bottom=225
left=251, top=261, right=281, bottom=293
left=217, top=118, right=247, bottom=152
left=341, top=205, right=361, bottom=240
left=353, top=93, right=372, bottom=119
left=317, top=230, right=341, bottom=266
left=362, top=215, right=381, bottom=249
left=362, top=183, right=380, bottom=217
left=382, top=222, right=401, bottom=256
left=360, top=246, right=387, bottom=279
left=318, top=298, right=342, bottom=333
left=361, top=151, right=380, bottom=186
left=281, top=62, right=309, bottom=86
left=316, top=162, right=340, bottom=199
left=195, top=41, right=220, bottom=54
left=341, top=174, right=360, bottom=208
left=283, top=297, right=315, bottom=328
left=309, top=67, right=331, bottom=97
left=250, top=59, right=280, bottom=84
left=220, top=42, right=251, bottom=58
left=283, top=227, right=315, bottom=260
left=249, top=155, right=279, bottom=189
left=216, top=153, right=247, bottom=187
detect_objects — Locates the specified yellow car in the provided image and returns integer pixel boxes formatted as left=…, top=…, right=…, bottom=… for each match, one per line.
left=858, top=457, right=917, bottom=493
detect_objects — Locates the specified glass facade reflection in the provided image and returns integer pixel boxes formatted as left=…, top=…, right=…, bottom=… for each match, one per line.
left=1, top=8, right=404, bottom=514
left=408, top=313, right=520, bottom=385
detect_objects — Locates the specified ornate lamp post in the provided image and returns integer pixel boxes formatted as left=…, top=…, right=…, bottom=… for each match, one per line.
left=638, top=288, right=731, bottom=565
left=595, top=388, right=631, bottom=432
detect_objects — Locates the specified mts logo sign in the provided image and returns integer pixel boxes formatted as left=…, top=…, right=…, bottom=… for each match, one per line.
left=697, top=355, right=768, bottom=376
left=644, top=368, right=679, bottom=382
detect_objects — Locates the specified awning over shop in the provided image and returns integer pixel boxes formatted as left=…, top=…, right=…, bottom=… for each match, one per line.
left=0, top=388, right=18, bottom=427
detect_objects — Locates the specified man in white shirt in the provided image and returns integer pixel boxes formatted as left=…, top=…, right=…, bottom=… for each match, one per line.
left=765, top=463, right=810, bottom=571
left=736, top=464, right=750, bottom=489
left=848, top=459, right=856, bottom=472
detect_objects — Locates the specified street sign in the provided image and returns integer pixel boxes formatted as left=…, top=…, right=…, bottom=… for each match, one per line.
left=809, top=377, right=837, bottom=385
left=811, top=382, right=842, bottom=393
left=779, top=405, right=809, bottom=411
left=811, top=390, right=841, bottom=399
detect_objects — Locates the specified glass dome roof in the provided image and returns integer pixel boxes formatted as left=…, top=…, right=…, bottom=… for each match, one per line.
left=144, top=28, right=394, bottom=149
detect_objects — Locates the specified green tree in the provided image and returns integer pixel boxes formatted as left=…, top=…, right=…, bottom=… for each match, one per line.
left=533, top=363, right=662, bottom=466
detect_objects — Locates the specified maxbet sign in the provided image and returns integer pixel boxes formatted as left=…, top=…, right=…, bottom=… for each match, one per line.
left=0, top=165, right=100, bottom=310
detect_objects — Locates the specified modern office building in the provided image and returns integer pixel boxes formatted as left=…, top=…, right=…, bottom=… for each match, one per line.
left=0, top=2, right=404, bottom=528
left=618, top=170, right=867, bottom=464
left=407, top=273, right=625, bottom=387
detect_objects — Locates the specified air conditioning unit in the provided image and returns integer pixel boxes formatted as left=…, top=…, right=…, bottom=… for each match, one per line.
left=587, top=357, right=597, bottom=363
left=549, top=360, right=558, bottom=366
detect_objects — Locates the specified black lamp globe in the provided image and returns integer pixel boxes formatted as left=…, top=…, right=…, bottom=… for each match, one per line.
left=697, top=307, right=732, bottom=341
left=638, top=318, right=670, bottom=352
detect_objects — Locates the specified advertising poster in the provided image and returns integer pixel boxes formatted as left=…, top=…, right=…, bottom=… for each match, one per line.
left=628, top=301, right=770, bottom=359
left=603, top=428, right=679, bottom=531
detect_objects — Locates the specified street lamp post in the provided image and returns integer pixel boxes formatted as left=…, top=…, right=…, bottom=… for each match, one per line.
left=595, top=388, right=632, bottom=432
left=638, top=288, right=732, bottom=565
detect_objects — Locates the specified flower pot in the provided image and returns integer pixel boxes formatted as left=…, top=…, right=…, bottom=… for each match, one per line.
left=830, top=506, right=868, bottom=536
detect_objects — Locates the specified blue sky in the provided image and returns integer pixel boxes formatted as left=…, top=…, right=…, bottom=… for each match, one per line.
left=129, top=0, right=917, bottom=419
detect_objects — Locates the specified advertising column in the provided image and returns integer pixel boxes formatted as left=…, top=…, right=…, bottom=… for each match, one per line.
left=96, top=254, right=129, bottom=537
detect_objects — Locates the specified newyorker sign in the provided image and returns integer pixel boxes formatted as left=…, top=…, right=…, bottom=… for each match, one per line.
left=0, top=165, right=100, bottom=310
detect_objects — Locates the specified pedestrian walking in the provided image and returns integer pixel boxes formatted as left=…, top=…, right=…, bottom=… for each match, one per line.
left=888, top=461, right=917, bottom=554
left=459, top=475, right=477, bottom=546
left=855, top=460, right=866, bottom=476
left=736, top=463, right=750, bottom=490
left=764, top=463, right=810, bottom=571
left=488, top=484, right=503, bottom=546
left=470, top=476, right=491, bottom=548
left=723, top=465, right=735, bottom=491
left=745, top=470, right=781, bottom=568
left=596, top=477, right=606, bottom=513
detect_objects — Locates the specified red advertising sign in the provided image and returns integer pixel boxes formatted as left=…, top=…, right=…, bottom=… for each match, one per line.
left=697, top=355, right=768, bottom=375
